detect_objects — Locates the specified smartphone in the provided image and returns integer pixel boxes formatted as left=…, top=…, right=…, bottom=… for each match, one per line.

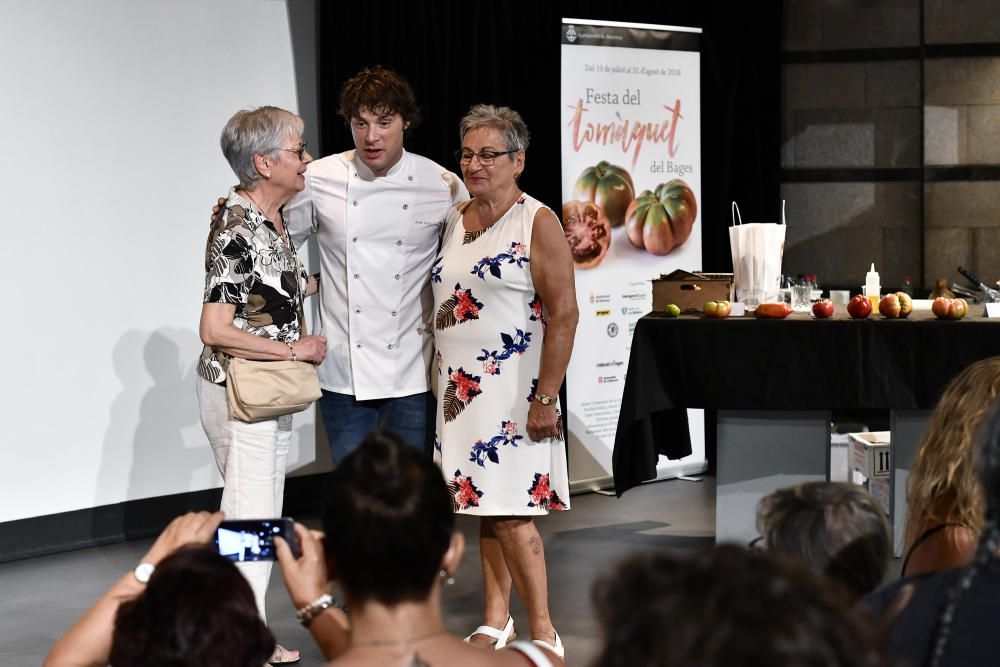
left=214, top=518, right=299, bottom=562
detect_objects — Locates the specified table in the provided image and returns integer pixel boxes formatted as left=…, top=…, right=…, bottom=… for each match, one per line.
left=613, top=308, right=1000, bottom=548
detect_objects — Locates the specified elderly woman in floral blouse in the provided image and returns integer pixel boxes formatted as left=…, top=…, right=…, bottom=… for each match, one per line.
left=197, top=106, right=326, bottom=665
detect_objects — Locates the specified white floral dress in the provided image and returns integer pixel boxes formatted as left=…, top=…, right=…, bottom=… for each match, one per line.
left=432, top=194, right=570, bottom=516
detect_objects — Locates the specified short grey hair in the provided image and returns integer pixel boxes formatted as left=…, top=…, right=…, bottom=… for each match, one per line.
left=459, top=104, right=530, bottom=154
left=220, top=106, right=304, bottom=189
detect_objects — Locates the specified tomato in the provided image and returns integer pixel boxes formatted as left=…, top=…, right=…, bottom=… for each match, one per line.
left=561, top=200, right=611, bottom=269
left=663, top=304, right=681, bottom=317
left=878, top=292, right=913, bottom=319
left=932, top=297, right=969, bottom=320
left=572, top=161, right=635, bottom=228
left=624, top=179, right=698, bottom=256
left=704, top=300, right=732, bottom=318
left=812, top=299, right=834, bottom=319
left=847, top=294, right=872, bottom=319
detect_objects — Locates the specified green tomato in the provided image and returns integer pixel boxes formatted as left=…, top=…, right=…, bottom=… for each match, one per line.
left=663, top=304, right=681, bottom=317
left=572, top=161, right=635, bottom=228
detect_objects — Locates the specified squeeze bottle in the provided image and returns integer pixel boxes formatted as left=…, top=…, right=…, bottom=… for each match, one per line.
left=865, top=263, right=881, bottom=310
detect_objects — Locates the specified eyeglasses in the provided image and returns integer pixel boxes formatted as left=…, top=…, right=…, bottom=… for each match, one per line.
left=276, top=142, right=308, bottom=160
left=455, top=148, right=518, bottom=166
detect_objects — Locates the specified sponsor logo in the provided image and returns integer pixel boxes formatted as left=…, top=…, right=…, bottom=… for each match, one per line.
left=589, top=293, right=612, bottom=304
left=597, top=375, right=619, bottom=384
left=620, top=292, right=647, bottom=301
left=596, top=360, right=625, bottom=368
left=596, top=309, right=611, bottom=316
left=565, top=24, right=577, bottom=43
left=621, top=306, right=644, bottom=316
left=607, top=322, right=619, bottom=337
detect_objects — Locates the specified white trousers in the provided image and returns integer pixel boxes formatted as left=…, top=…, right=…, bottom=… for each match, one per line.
left=197, top=376, right=292, bottom=622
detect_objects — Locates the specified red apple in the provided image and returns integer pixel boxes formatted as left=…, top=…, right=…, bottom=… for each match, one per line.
left=879, top=294, right=902, bottom=318
left=847, top=294, right=873, bottom=319
left=704, top=300, right=732, bottom=319
left=812, top=299, right=834, bottom=319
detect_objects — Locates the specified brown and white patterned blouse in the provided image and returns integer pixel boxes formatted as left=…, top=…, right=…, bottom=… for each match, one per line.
left=197, top=189, right=308, bottom=384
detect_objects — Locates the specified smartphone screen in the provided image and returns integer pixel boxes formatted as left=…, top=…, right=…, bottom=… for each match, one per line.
left=214, top=518, right=297, bottom=562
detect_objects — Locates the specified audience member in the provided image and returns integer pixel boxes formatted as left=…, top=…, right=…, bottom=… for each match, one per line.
left=276, top=430, right=564, bottom=666
left=756, top=480, right=891, bottom=599
left=43, top=512, right=276, bottom=667
left=590, top=544, right=888, bottom=667
left=869, top=396, right=1000, bottom=667
left=902, top=357, right=1000, bottom=576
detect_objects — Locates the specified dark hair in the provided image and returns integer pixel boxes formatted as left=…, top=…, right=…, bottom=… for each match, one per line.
left=323, top=430, right=454, bottom=604
left=928, top=398, right=1000, bottom=666
left=757, top=481, right=891, bottom=598
left=591, top=545, right=888, bottom=667
left=110, top=546, right=273, bottom=667
left=338, top=66, right=421, bottom=128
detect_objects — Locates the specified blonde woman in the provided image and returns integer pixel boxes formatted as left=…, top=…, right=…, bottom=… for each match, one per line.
left=902, top=357, right=1000, bottom=577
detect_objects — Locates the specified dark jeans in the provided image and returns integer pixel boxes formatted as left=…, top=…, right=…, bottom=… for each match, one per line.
left=318, top=390, right=434, bottom=463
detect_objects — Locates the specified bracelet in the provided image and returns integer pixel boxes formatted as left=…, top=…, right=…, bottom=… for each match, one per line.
left=285, top=340, right=297, bottom=362
left=296, top=593, right=334, bottom=627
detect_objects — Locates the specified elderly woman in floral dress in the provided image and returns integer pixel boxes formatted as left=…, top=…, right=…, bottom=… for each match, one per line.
left=432, top=105, right=578, bottom=658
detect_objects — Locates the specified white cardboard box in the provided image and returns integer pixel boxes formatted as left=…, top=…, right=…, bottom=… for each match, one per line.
left=848, top=431, right=891, bottom=516
left=849, top=431, right=891, bottom=479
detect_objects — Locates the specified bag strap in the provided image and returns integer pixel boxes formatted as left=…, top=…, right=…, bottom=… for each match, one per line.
left=780, top=199, right=786, bottom=225
left=731, top=201, right=742, bottom=226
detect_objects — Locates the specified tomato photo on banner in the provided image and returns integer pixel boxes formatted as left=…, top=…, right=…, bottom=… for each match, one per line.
left=560, top=18, right=706, bottom=486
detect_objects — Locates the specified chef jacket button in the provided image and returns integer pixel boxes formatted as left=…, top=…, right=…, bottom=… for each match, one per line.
left=353, top=172, right=358, bottom=178
left=352, top=236, right=358, bottom=243
left=396, top=239, right=403, bottom=246
left=355, top=308, right=361, bottom=314
left=402, top=204, right=409, bottom=210
left=387, top=344, right=394, bottom=350
left=352, top=200, right=358, bottom=207
left=408, top=175, right=414, bottom=181
left=353, top=273, right=360, bottom=279
left=394, top=274, right=401, bottom=280
left=391, top=310, right=398, bottom=316
left=356, top=343, right=362, bottom=349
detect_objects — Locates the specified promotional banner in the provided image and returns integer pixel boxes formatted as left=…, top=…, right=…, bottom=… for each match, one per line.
left=561, top=18, right=706, bottom=488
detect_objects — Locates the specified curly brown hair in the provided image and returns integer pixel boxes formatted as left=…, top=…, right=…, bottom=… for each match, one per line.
left=338, top=66, right=421, bottom=128
left=906, top=357, right=1000, bottom=548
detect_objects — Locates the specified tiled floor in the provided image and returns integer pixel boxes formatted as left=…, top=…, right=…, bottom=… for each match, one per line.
left=0, top=477, right=715, bottom=666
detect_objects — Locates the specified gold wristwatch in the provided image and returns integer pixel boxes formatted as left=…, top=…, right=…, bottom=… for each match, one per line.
left=535, top=393, right=555, bottom=406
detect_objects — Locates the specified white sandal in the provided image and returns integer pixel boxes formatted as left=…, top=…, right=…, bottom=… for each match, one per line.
left=532, top=630, right=564, bottom=658
left=464, top=616, right=516, bottom=649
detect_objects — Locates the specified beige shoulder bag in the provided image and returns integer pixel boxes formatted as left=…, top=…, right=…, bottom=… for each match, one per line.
left=226, top=233, right=321, bottom=423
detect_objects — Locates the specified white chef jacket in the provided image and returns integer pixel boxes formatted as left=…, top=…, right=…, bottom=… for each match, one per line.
left=285, top=149, right=469, bottom=400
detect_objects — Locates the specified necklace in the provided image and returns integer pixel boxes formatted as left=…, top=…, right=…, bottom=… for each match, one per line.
left=350, top=629, right=448, bottom=648
left=463, top=190, right=523, bottom=244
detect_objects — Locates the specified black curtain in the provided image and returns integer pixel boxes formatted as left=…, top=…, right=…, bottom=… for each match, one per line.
left=315, top=0, right=781, bottom=273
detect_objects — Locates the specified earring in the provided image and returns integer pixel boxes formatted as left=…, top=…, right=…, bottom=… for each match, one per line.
left=264, top=172, right=271, bottom=179
left=439, top=569, right=455, bottom=586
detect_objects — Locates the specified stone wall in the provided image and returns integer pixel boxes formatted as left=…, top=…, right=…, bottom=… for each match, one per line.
left=780, top=0, right=1000, bottom=293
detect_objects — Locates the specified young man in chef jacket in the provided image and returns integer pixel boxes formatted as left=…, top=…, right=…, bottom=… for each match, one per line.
left=285, top=66, right=469, bottom=463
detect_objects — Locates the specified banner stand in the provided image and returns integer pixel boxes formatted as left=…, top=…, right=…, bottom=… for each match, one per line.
left=560, top=18, right=707, bottom=491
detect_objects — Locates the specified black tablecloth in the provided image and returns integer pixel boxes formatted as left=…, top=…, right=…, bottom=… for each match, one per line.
left=613, top=309, right=1000, bottom=495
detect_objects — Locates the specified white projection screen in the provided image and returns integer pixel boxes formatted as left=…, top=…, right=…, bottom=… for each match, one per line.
left=0, top=0, right=326, bottom=524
